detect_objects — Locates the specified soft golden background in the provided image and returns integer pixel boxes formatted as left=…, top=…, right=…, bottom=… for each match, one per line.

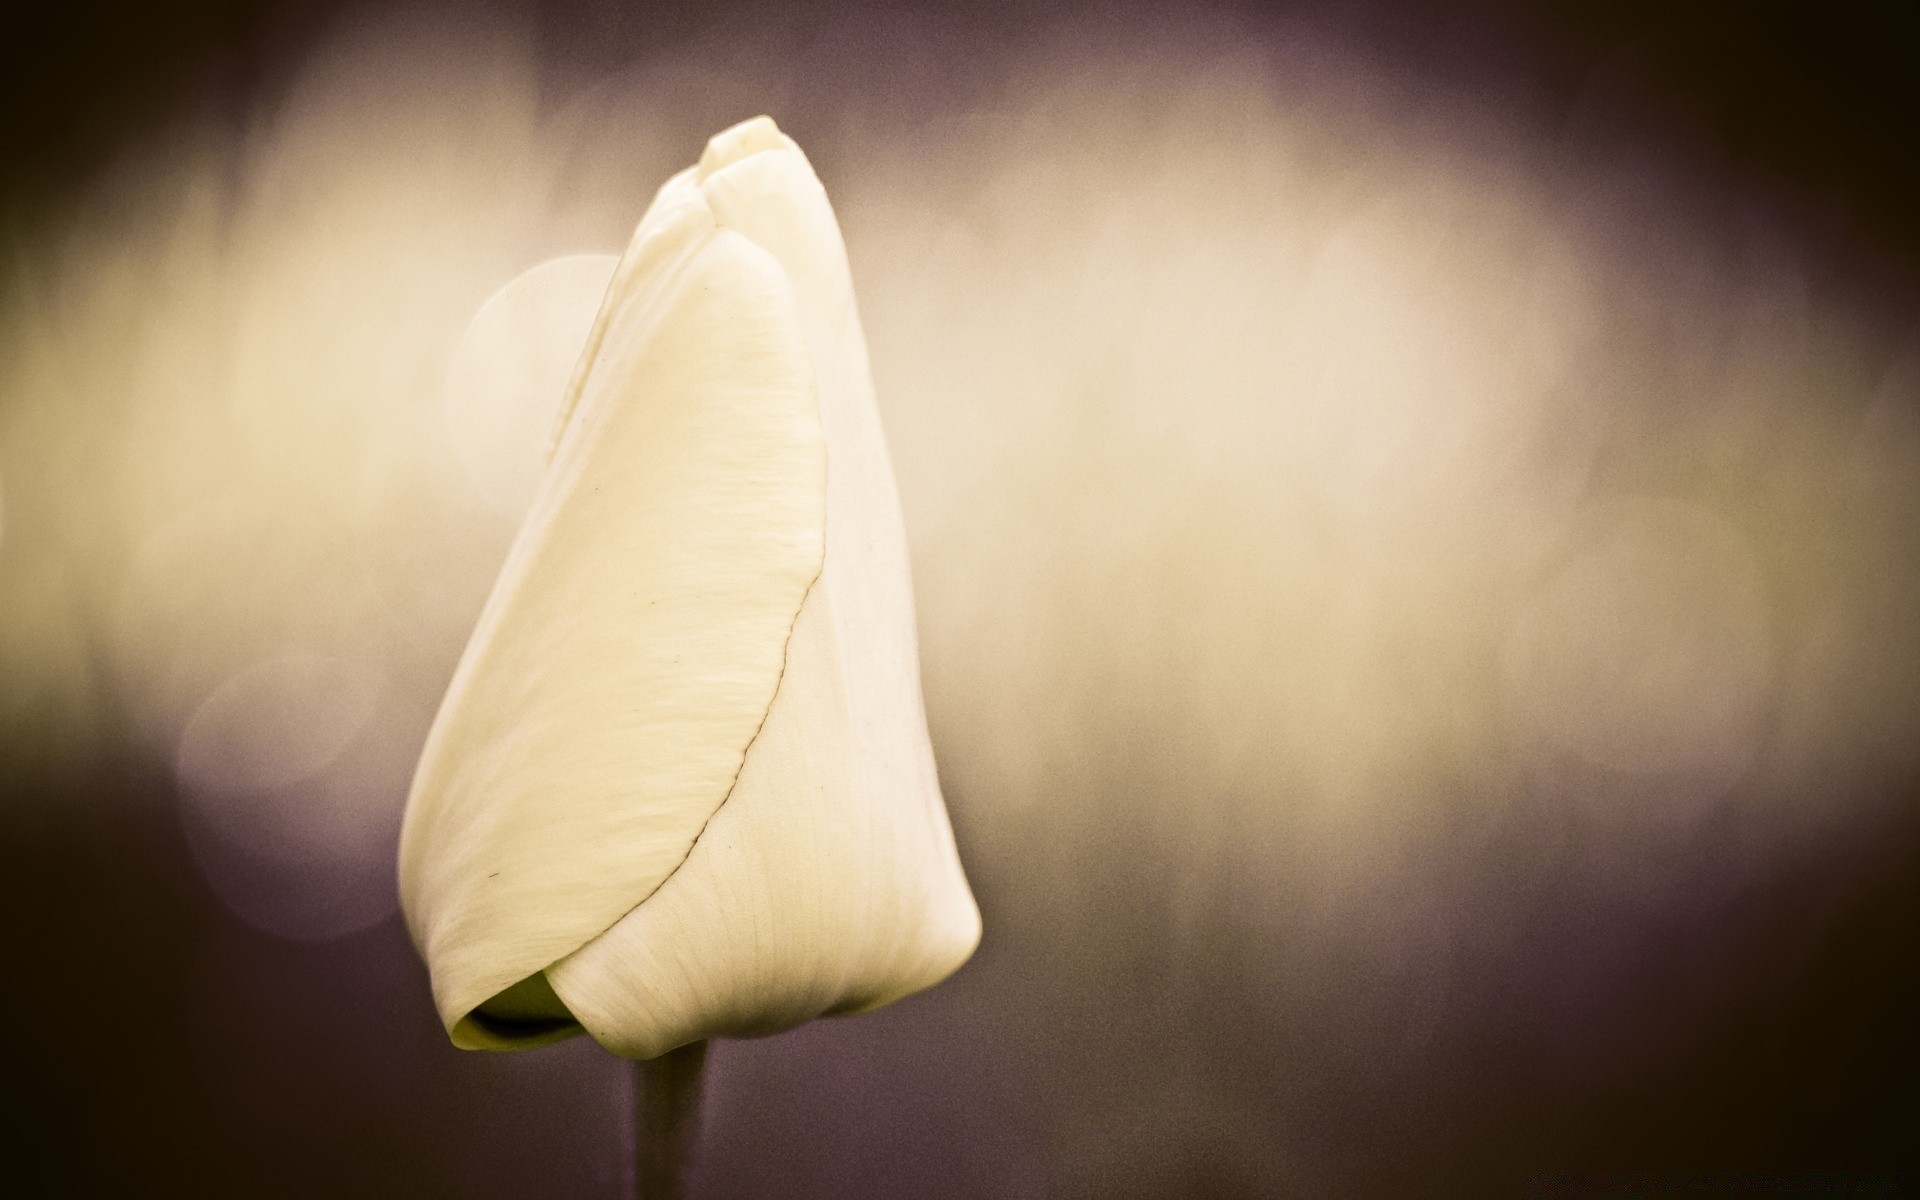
left=3, top=1, right=1917, bottom=1195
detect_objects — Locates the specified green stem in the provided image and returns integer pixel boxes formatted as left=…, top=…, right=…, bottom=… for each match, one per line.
left=634, top=1040, right=708, bottom=1199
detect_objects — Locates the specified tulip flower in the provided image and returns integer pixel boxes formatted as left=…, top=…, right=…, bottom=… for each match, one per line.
left=398, top=115, right=981, bottom=1084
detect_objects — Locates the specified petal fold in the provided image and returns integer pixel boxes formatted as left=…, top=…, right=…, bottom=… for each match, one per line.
left=401, top=201, right=825, bottom=1049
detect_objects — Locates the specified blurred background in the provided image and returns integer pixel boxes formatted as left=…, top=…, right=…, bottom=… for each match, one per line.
left=4, top=0, right=1920, bottom=1195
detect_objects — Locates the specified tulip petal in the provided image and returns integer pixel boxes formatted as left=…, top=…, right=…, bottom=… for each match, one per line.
left=549, top=580, right=979, bottom=1059
left=400, top=195, right=826, bottom=1049
left=401, top=116, right=978, bottom=1058
left=545, top=121, right=980, bottom=1059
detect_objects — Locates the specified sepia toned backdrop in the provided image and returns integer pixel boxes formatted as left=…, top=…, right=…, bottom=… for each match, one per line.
left=4, top=1, right=1918, bottom=1195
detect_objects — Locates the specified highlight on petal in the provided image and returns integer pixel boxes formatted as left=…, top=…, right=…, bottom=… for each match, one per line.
left=400, top=116, right=980, bottom=1057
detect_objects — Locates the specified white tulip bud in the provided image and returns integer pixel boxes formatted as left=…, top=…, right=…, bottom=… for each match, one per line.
left=400, top=116, right=981, bottom=1060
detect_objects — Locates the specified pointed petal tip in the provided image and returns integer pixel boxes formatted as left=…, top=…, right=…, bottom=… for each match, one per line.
left=697, top=115, right=795, bottom=181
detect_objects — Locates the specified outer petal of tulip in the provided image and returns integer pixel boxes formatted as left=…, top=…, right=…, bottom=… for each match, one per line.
left=399, top=117, right=981, bottom=1058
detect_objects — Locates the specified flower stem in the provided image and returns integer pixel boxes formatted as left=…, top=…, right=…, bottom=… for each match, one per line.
left=633, top=1040, right=708, bottom=1199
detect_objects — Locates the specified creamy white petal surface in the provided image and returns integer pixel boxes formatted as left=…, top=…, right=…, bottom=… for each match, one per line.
left=399, top=117, right=981, bottom=1056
